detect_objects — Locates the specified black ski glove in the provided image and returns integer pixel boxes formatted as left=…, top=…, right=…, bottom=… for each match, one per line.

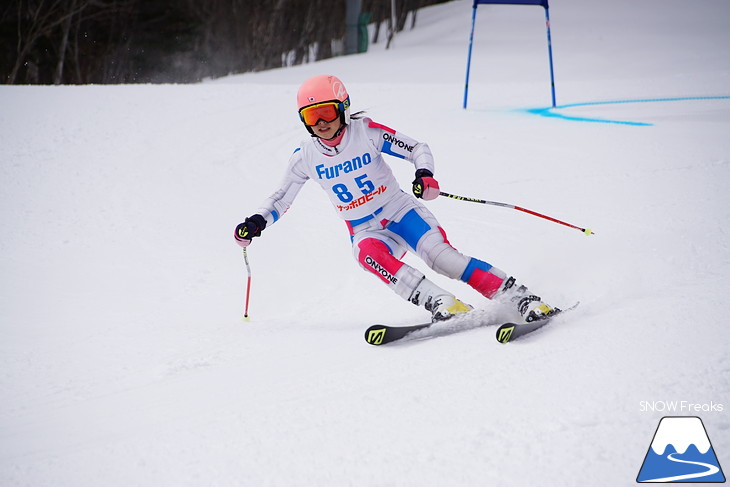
left=234, top=214, right=267, bottom=247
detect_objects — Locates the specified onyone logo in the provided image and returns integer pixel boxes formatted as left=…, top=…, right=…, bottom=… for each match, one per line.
left=365, top=256, right=397, bottom=284
left=382, top=133, right=414, bottom=152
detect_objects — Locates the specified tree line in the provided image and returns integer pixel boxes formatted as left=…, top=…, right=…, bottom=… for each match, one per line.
left=1, top=0, right=448, bottom=84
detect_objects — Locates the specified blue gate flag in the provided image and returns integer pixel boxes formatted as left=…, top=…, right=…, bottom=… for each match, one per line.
left=464, top=0, right=556, bottom=108
left=475, top=0, right=548, bottom=6
left=474, top=0, right=550, bottom=8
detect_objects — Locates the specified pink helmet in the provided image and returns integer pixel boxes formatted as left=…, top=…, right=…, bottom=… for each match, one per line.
left=297, top=75, right=351, bottom=126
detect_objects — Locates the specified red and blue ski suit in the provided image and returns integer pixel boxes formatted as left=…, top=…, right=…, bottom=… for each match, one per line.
left=255, top=117, right=508, bottom=303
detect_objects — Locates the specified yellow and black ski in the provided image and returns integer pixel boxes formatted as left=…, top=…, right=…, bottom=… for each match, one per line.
left=365, top=303, right=578, bottom=346
left=364, top=322, right=433, bottom=345
left=364, top=309, right=491, bottom=346
left=496, top=302, right=579, bottom=343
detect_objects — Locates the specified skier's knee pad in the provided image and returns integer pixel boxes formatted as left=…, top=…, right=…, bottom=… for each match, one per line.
left=355, top=238, right=404, bottom=285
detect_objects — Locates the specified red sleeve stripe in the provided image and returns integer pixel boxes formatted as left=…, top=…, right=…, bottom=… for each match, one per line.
left=368, top=120, right=396, bottom=134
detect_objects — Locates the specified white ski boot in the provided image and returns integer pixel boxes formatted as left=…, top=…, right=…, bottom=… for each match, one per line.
left=409, top=277, right=472, bottom=322
left=496, top=277, right=559, bottom=323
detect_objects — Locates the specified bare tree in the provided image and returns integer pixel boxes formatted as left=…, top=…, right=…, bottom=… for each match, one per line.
left=1, top=0, right=448, bottom=84
left=52, top=0, right=75, bottom=83
left=6, top=0, right=136, bottom=84
left=9, top=0, right=81, bottom=83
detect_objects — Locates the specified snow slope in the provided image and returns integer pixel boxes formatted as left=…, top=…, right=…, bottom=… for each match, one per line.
left=1, top=0, right=729, bottom=485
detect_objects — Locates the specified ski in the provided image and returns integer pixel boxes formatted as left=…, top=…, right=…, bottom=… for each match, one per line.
left=495, top=302, right=579, bottom=343
left=364, top=309, right=501, bottom=346
left=365, top=303, right=578, bottom=346
left=495, top=318, right=552, bottom=343
left=365, top=322, right=432, bottom=345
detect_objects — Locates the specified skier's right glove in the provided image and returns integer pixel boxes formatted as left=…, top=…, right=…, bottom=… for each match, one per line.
left=234, top=214, right=267, bottom=248
left=412, top=169, right=440, bottom=201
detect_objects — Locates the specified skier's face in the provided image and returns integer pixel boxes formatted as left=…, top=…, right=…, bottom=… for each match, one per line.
left=313, top=117, right=342, bottom=140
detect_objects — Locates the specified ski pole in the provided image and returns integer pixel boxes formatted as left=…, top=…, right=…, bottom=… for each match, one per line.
left=439, top=191, right=594, bottom=236
left=242, top=247, right=252, bottom=321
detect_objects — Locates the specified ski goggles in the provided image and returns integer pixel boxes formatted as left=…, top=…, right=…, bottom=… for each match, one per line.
left=298, top=98, right=350, bottom=126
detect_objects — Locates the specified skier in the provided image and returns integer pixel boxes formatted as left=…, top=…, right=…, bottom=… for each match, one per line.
left=234, top=74, right=557, bottom=323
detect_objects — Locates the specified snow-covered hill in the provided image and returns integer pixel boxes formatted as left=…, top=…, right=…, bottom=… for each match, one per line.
left=1, top=0, right=729, bottom=485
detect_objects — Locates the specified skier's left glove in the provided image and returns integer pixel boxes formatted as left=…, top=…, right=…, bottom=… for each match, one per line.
left=234, top=214, right=267, bottom=247
left=412, top=169, right=440, bottom=201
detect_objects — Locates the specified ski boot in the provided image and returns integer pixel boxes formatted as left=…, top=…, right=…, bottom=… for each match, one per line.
left=409, top=278, right=472, bottom=322
left=497, top=277, right=559, bottom=323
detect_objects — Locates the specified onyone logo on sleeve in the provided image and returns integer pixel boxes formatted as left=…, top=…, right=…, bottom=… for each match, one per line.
left=382, top=133, right=414, bottom=152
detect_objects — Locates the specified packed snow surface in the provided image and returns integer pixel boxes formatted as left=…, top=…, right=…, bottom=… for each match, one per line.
left=1, top=0, right=729, bottom=485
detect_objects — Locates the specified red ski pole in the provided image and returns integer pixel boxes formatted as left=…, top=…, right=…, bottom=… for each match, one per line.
left=242, top=248, right=252, bottom=321
left=439, top=191, right=594, bottom=236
